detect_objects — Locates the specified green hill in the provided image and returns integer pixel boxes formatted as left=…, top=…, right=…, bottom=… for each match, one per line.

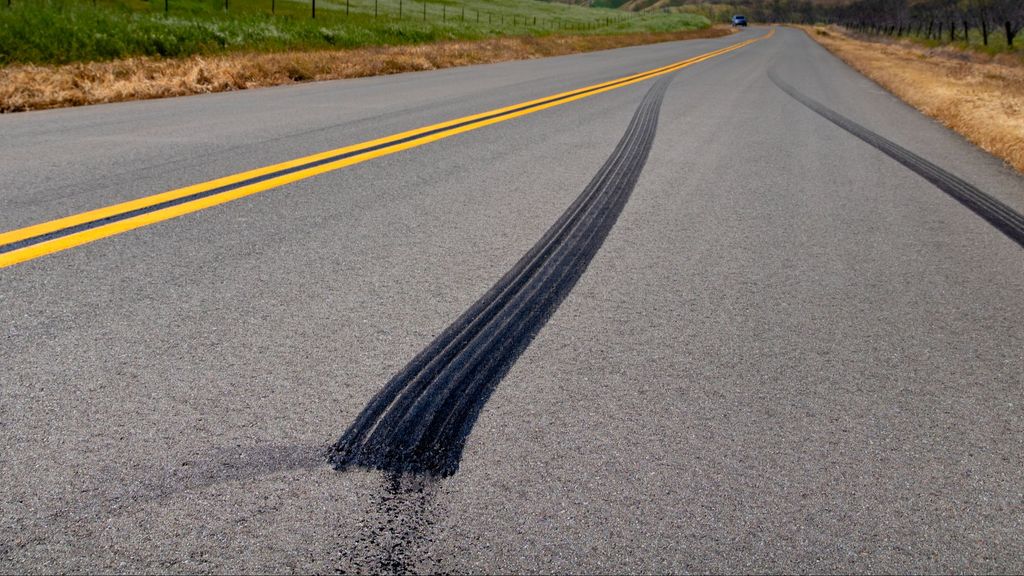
left=0, top=0, right=709, bottom=65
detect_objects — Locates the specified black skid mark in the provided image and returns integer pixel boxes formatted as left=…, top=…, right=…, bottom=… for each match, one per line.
left=336, top=474, right=439, bottom=575
left=769, top=69, right=1024, bottom=248
left=329, top=74, right=676, bottom=478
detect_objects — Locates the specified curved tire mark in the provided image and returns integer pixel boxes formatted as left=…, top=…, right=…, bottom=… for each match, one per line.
left=768, top=69, right=1024, bottom=249
left=330, top=75, right=675, bottom=477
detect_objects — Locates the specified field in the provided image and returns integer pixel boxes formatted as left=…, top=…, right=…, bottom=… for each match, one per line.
left=0, top=0, right=709, bottom=65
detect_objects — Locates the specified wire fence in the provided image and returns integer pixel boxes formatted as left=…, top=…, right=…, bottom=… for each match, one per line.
left=2, top=0, right=639, bottom=32
left=293, top=0, right=638, bottom=31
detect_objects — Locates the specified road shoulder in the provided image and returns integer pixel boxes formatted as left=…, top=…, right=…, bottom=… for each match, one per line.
left=799, top=25, right=1024, bottom=174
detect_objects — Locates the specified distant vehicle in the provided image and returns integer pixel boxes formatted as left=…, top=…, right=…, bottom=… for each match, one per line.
left=732, top=15, right=748, bottom=27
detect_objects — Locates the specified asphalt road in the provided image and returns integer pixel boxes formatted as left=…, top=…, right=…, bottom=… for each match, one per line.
left=2, top=26, right=1023, bottom=573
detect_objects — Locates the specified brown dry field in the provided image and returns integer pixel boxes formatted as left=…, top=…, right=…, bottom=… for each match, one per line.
left=0, top=27, right=731, bottom=113
left=803, top=25, right=1024, bottom=173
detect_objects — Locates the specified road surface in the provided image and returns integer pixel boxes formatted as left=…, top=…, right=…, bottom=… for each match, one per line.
left=1, top=26, right=1022, bottom=573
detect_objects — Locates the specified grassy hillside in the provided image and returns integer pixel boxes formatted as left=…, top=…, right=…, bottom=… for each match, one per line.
left=607, top=0, right=744, bottom=24
left=0, top=0, right=709, bottom=65
left=601, top=0, right=844, bottom=25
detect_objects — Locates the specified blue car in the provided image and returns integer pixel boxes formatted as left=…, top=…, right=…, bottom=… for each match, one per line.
left=732, top=15, right=748, bottom=27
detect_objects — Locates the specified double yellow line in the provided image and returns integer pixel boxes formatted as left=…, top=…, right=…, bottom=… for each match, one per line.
left=0, top=29, right=772, bottom=269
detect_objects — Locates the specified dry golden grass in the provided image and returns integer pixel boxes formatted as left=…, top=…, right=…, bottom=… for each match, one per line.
left=804, top=25, right=1024, bottom=173
left=0, top=27, right=731, bottom=113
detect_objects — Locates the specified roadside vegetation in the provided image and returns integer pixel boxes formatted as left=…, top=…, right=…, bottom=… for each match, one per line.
left=820, top=0, right=1022, bottom=57
left=0, top=0, right=709, bottom=65
left=805, top=25, right=1023, bottom=173
left=610, top=0, right=1022, bottom=55
left=0, top=25, right=728, bottom=112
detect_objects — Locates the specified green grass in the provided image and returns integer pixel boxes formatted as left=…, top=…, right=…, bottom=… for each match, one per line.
left=905, top=30, right=1020, bottom=56
left=0, top=0, right=709, bottom=65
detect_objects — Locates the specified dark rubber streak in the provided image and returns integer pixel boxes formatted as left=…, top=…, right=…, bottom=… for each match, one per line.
left=329, top=75, right=674, bottom=478
left=0, top=64, right=682, bottom=255
left=769, top=70, right=1024, bottom=249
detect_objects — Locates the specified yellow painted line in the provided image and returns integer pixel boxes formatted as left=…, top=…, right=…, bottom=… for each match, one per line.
left=0, top=28, right=773, bottom=269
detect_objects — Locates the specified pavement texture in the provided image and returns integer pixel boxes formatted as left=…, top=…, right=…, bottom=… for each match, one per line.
left=1, top=26, right=1022, bottom=573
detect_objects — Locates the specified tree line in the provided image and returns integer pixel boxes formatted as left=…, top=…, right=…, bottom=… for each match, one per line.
left=722, top=0, right=1022, bottom=47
